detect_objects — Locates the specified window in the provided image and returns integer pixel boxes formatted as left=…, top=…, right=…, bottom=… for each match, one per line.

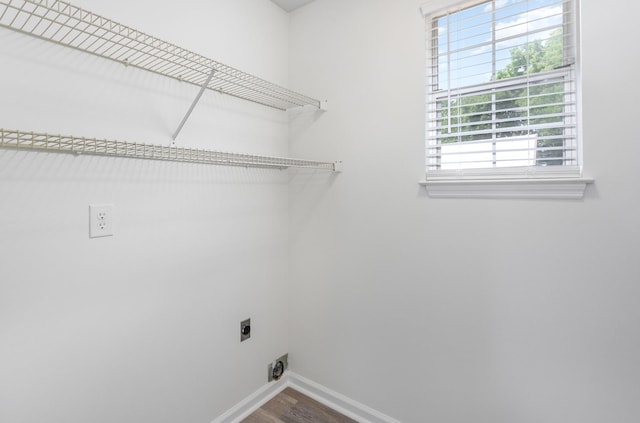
left=421, top=0, right=590, bottom=198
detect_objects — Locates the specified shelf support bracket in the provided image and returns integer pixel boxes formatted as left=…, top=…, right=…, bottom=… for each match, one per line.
left=171, top=68, right=216, bottom=143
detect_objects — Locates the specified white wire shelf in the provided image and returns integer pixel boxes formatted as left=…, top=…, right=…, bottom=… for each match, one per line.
left=0, top=129, right=340, bottom=171
left=0, top=0, right=322, bottom=111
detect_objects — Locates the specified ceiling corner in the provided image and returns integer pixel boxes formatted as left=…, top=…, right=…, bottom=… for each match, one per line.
left=270, top=0, right=316, bottom=13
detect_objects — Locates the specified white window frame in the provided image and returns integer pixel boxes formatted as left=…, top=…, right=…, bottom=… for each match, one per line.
left=419, top=0, right=593, bottom=199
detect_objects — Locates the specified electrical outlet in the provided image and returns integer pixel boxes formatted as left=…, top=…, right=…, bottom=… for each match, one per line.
left=268, top=353, right=288, bottom=382
left=89, top=204, right=114, bottom=238
left=240, top=318, right=251, bottom=342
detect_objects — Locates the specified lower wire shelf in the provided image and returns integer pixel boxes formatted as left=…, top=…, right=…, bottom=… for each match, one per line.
left=0, top=129, right=340, bottom=171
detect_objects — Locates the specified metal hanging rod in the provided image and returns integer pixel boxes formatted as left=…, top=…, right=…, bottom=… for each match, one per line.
left=0, top=129, right=341, bottom=171
left=0, top=0, right=324, bottom=111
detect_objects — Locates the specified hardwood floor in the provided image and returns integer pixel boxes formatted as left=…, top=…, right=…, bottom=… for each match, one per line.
left=241, top=387, right=358, bottom=423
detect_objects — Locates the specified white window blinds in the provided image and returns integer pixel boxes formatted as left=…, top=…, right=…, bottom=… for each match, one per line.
left=425, top=0, right=579, bottom=179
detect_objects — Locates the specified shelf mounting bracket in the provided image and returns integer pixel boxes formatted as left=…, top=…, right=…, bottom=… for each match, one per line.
left=171, top=68, right=216, bottom=144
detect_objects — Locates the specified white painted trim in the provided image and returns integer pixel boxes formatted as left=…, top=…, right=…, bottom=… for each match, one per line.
left=420, top=0, right=486, bottom=17
left=210, top=377, right=288, bottom=423
left=419, top=177, right=594, bottom=199
left=287, top=372, right=402, bottom=423
left=211, top=372, right=402, bottom=423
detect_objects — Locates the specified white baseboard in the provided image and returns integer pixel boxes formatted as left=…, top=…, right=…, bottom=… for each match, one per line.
left=210, top=377, right=288, bottom=423
left=211, top=371, right=401, bottom=423
left=287, top=372, right=402, bottom=423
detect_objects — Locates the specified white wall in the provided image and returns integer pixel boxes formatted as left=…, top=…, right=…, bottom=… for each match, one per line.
left=3, top=1, right=639, bottom=422
left=288, top=1, right=640, bottom=422
left=0, top=1, right=293, bottom=422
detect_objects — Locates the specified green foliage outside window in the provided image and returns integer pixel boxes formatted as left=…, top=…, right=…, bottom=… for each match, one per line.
left=437, top=29, right=567, bottom=166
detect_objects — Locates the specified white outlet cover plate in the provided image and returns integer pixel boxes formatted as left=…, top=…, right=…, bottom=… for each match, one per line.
left=89, top=204, right=114, bottom=238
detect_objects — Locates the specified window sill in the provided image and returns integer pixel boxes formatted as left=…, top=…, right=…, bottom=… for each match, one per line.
left=419, top=177, right=594, bottom=199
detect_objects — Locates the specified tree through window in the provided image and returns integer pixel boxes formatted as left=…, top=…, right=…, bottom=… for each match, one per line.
left=425, top=0, right=579, bottom=177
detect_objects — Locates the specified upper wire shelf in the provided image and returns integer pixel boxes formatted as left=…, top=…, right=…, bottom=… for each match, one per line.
left=0, top=0, right=322, bottom=111
left=0, top=128, right=340, bottom=170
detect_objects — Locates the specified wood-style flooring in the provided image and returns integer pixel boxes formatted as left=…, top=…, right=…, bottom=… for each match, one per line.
left=241, top=387, right=358, bottom=423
